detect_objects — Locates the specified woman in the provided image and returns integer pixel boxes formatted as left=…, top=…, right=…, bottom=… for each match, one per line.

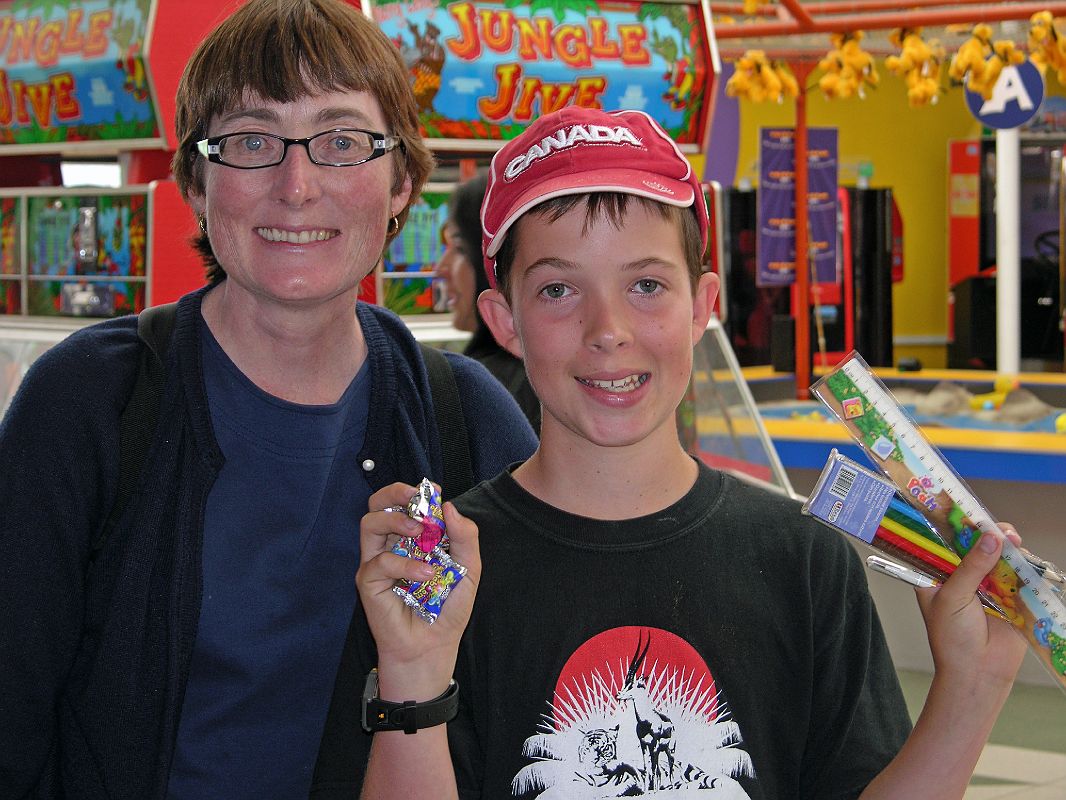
left=438, top=174, right=540, bottom=430
left=0, top=2, right=536, bottom=798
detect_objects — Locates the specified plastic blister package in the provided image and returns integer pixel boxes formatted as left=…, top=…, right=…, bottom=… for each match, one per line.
left=808, top=351, right=1066, bottom=693
left=803, top=449, right=1010, bottom=620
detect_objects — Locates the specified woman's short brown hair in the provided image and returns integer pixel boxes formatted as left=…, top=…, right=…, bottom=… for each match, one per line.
left=171, top=0, right=434, bottom=282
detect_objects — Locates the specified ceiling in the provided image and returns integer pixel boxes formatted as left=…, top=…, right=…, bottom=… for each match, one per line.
left=712, top=0, right=1066, bottom=60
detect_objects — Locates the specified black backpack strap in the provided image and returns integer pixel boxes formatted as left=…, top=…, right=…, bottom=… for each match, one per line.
left=418, top=342, right=474, bottom=498
left=91, top=302, right=178, bottom=559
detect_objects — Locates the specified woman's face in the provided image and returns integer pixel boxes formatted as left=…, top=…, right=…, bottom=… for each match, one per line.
left=436, top=223, right=478, bottom=332
left=190, top=88, right=411, bottom=310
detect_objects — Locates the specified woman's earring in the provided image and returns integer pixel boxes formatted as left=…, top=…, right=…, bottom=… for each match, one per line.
left=198, top=214, right=208, bottom=235
left=386, top=216, right=400, bottom=236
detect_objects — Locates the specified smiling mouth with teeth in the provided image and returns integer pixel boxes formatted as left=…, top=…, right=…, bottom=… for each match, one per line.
left=579, top=373, right=649, bottom=393
left=256, top=227, right=338, bottom=244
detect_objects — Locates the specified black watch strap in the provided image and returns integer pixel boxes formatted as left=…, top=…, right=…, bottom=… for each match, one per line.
left=361, top=669, right=459, bottom=734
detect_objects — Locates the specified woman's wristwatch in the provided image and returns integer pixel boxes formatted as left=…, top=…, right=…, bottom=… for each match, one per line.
left=361, top=668, right=459, bottom=734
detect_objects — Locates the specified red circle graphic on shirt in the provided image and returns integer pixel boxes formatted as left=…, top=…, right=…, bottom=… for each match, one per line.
left=509, top=626, right=754, bottom=798
left=550, top=625, right=723, bottom=734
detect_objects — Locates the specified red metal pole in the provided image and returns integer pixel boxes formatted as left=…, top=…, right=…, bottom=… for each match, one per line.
left=792, top=62, right=813, bottom=399
left=715, top=1, right=1066, bottom=37
left=838, top=187, right=855, bottom=357
left=712, top=0, right=1043, bottom=14
left=778, top=0, right=815, bottom=28
left=795, top=0, right=1048, bottom=14
left=709, top=2, right=778, bottom=15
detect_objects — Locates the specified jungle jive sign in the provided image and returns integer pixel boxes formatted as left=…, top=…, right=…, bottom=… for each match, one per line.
left=372, top=0, right=716, bottom=146
left=0, top=0, right=159, bottom=147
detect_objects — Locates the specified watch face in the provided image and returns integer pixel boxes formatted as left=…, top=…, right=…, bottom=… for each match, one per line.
left=363, top=698, right=388, bottom=732
left=361, top=670, right=381, bottom=732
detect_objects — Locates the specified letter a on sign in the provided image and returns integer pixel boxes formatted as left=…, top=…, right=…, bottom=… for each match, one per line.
left=980, top=67, right=1034, bottom=115
left=965, top=60, right=1044, bottom=129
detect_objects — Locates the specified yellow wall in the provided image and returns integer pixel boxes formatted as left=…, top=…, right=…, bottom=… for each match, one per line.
left=734, top=67, right=989, bottom=366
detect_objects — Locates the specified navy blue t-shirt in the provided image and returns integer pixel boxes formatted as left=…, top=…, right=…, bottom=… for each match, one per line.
left=167, top=320, right=372, bottom=799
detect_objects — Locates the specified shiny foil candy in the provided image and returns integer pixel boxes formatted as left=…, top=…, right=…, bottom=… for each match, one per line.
left=389, top=478, right=466, bottom=624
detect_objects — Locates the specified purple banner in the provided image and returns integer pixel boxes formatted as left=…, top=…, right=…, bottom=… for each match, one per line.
left=757, top=127, right=838, bottom=286
left=757, top=128, right=796, bottom=286
left=808, top=128, right=839, bottom=285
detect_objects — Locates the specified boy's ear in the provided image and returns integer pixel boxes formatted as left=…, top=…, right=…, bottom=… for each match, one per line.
left=691, top=271, right=720, bottom=345
left=477, top=289, right=523, bottom=358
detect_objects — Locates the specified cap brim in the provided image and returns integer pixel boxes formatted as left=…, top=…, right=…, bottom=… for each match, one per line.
left=483, top=168, right=696, bottom=259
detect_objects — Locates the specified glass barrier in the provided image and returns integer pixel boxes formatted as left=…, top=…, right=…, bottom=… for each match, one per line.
left=0, top=326, right=75, bottom=417
left=682, top=319, right=795, bottom=497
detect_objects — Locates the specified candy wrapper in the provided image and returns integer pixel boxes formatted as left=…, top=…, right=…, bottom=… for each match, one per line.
left=389, top=478, right=467, bottom=624
left=405, top=478, right=448, bottom=553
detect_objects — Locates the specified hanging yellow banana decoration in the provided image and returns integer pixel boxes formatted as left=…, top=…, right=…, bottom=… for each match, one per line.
left=726, top=50, right=800, bottom=103
left=817, top=31, right=880, bottom=100
left=1028, top=11, right=1066, bottom=86
left=884, top=27, right=945, bottom=107
left=948, top=23, right=1024, bottom=101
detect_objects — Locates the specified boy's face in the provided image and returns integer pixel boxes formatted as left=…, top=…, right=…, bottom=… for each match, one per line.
left=479, top=201, right=718, bottom=451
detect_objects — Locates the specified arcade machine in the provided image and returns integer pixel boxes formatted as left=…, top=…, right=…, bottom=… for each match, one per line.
left=719, top=181, right=901, bottom=371
left=0, top=0, right=240, bottom=410
left=371, top=0, right=790, bottom=493
left=947, top=137, right=1065, bottom=371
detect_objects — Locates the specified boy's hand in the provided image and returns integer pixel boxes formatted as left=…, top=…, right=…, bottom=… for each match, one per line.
left=864, top=525, right=1030, bottom=798
left=915, top=523, right=1028, bottom=690
left=356, top=482, right=481, bottom=700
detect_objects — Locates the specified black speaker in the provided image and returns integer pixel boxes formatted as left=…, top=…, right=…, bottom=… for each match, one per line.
left=948, top=276, right=997, bottom=369
left=948, top=268, right=1063, bottom=369
left=770, top=314, right=794, bottom=372
left=847, top=188, right=894, bottom=367
left=721, top=188, right=790, bottom=366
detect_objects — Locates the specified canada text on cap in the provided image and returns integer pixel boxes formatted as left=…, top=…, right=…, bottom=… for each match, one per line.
left=480, top=106, right=709, bottom=289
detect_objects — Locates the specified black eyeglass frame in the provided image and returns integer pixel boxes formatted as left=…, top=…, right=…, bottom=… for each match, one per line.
left=195, top=128, right=404, bottom=169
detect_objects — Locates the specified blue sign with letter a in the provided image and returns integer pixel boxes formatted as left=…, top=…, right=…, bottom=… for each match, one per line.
left=965, top=60, right=1045, bottom=129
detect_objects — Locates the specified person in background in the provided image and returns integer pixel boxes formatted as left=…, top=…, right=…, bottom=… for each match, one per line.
left=437, top=173, right=540, bottom=431
left=0, top=1, right=536, bottom=798
left=355, top=107, right=1027, bottom=799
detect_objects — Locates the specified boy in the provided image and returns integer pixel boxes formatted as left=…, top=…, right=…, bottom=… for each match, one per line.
left=356, top=107, right=1026, bottom=798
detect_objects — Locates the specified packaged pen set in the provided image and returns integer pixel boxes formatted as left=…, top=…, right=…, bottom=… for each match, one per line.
left=802, top=352, right=1066, bottom=693
left=804, top=451, right=1009, bottom=619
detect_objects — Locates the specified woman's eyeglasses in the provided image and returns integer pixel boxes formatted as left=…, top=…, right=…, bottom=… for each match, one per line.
left=196, top=128, right=404, bottom=169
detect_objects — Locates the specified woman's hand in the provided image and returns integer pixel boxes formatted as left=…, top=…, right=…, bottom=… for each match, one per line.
left=915, top=523, right=1028, bottom=691
left=356, top=482, right=481, bottom=700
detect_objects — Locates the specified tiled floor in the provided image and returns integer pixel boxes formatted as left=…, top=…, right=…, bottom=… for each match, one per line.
left=897, top=669, right=1066, bottom=798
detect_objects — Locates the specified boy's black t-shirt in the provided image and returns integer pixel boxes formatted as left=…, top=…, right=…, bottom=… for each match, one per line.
left=450, top=462, right=912, bottom=799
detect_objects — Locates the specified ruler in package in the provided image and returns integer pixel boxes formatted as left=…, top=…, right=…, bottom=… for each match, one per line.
left=811, top=351, right=1066, bottom=693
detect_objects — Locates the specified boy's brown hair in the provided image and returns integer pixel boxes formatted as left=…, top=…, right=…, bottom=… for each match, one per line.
left=491, top=193, right=705, bottom=300
left=171, top=0, right=434, bottom=283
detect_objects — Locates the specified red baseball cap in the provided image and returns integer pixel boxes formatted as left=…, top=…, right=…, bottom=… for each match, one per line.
left=480, top=106, right=708, bottom=289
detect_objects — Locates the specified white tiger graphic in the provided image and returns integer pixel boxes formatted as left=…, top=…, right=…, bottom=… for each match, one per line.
left=512, top=632, right=753, bottom=798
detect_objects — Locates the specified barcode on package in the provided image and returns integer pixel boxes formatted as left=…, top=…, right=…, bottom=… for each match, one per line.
left=829, top=466, right=856, bottom=499
left=804, top=453, right=895, bottom=545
